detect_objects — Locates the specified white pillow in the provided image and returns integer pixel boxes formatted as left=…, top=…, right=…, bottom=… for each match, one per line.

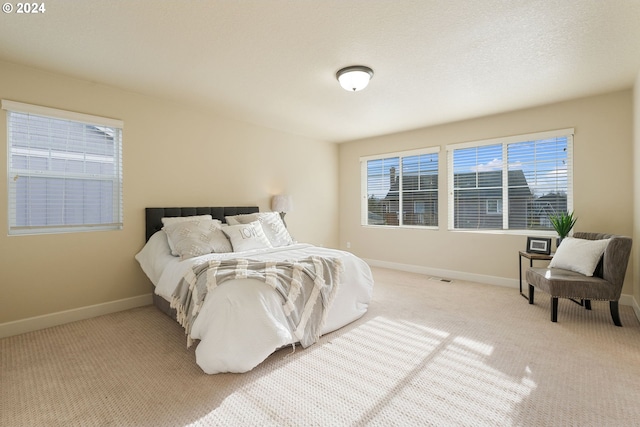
left=162, top=219, right=231, bottom=259
left=134, top=230, right=173, bottom=285
left=222, top=221, right=273, bottom=252
left=161, top=215, right=217, bottom=256
left=224, top=213, right=257, bottom=226
left=225, top=212, right=294, bottom=247
left=548, top=237, right=610, bottom=276
left=161, top=214, right=213, bottom=226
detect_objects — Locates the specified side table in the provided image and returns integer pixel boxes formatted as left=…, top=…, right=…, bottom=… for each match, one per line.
left=518, top=250, right=553, bottom=299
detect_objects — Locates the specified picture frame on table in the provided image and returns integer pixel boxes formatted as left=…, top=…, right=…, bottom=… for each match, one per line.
left=526, top=237, right=552, bottom=255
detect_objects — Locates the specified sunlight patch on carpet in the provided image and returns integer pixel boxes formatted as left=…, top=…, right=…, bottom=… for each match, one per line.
left=187, top=316, right=537, bottom=426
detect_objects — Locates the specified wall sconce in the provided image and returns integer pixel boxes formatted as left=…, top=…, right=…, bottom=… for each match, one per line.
left=336, top=65, right=374, bottom=91
left=272, top=194, right=293, bottom=226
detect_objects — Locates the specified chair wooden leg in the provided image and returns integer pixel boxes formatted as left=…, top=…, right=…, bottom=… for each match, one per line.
left=528, top=284, right=534, bottom=304
left=551, top=297, right=558, bottom=322
left=610, top=301, right=622, bottom=327
left=584, top=299, right=592, bottom=310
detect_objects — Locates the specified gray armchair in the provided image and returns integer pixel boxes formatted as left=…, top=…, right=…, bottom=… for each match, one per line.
left=526, top=232, right=632, bottom=326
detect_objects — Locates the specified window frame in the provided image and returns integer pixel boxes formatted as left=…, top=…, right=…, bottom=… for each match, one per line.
left=360, top=146, right=440, bottom=229
left=3, top=100, right=124, bottom=236
left=446, top=128, right=574, bottom=235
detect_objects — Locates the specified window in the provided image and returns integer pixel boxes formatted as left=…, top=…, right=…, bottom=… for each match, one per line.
left=447, top=129, right=573, bottom=232
left=361, top=148, right=439, bottom=227
left=486, top=199, right=502, bottom=215
left=3, top=100, right=123, bottom=235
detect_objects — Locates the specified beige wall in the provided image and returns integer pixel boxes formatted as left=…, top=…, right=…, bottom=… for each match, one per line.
left=634, top=72, right=640, bottom=306
left=1, top=58, right=635, bottom=327
left=339, top=90, right=635, bottom=294
left=0, top=61, right=339, bottom=324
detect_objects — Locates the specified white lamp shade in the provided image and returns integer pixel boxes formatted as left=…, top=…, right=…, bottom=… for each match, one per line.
left=336, top=66, right=374, bottom=92
left=272, top=194, right=293, bottom=213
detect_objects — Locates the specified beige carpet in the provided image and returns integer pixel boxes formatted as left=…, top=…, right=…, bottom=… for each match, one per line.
left=3, top=267, right=640, bottom=427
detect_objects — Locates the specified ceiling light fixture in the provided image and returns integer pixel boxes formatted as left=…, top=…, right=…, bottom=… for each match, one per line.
left=336, top=65, right=374, bottom=92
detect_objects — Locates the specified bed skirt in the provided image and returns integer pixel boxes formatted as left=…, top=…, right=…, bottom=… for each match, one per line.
left=153, top=293, right=177, bottom=321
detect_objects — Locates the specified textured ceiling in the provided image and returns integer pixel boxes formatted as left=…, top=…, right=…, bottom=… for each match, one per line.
left=1, top=1, right=639, bottom=142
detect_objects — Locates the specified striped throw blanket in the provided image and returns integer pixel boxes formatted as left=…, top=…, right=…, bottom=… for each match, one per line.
left=170, top=256, right=342, bottom=348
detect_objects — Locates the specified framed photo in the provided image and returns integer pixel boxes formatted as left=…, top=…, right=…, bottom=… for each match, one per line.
left=526, top=237, right=552, bottom=255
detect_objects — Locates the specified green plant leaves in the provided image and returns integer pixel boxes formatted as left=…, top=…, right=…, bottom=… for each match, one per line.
left=549, top=211, right=577, bottom=238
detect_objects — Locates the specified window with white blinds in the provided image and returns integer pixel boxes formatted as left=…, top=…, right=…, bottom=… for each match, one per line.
left=3, top=100, right=123, bottom=235
left=447, top=129, right=573, bottom=232
left=361, top=147, right=439, bottom=228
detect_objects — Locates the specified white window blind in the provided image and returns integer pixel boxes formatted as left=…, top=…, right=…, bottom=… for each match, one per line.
left=447, top=129, right=573, bottom=232
left=361, top=147, right=439, bottom=227
left=3, top=100, right=123, bottom=235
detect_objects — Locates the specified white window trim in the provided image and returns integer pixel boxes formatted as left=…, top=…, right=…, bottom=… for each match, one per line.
left=446, top=128, right=574, bottom=233
left=2, top=100, right=123, bottom=129
left=445, top=128, right=573, bottom=151
left=360, top=146, right=440, bottom=228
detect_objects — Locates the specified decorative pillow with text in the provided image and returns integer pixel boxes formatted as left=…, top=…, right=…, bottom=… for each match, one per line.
left=222, top=220, right=273, bottom=252
left=225, top=212, right=294, bottom=247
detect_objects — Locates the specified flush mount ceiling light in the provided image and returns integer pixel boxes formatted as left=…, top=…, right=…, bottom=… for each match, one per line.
left=336, top=65, right=374, bottom=92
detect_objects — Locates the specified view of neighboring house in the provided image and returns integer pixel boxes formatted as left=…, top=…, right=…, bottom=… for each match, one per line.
left=529, top=192, right=569, bottom=228
left=453, top=170, right=530, bottom=229
left=368, top=166, right=438, bottom=226
left=370, top=167, right=568, bottom=230
left=9, top=113, right=120, bottom=228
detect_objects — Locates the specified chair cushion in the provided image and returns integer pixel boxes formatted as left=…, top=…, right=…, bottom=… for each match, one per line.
left=526, top=267, right=618, bottom=300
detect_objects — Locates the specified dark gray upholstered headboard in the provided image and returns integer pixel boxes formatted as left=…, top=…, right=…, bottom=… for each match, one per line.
left=145, top=206, right=259, bottom=241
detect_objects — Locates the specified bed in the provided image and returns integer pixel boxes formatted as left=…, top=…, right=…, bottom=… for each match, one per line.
left=135, top=206, right=374, bottom=374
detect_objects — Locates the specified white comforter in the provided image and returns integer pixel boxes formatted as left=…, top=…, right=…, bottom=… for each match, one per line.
left=137, top=232, right=374, bottom=374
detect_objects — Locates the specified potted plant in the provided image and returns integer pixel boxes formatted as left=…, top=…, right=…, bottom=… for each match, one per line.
left=549, top=211, right=577, bottom=247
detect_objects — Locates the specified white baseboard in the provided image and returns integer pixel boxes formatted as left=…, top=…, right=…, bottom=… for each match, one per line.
left=3, top=264, right=638, bottom=338
left=0, top=293, right=153, bottom=339
left=626, top=295, right=640, bottom=320
left=364, top=258, right=638, bottom=315
left=364, top=258, right=517, bottom=288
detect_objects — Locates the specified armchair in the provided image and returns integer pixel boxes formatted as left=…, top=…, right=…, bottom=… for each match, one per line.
left=526, top=232, right=632, bottom=326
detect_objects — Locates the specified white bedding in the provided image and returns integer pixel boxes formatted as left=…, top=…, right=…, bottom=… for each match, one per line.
left=136, top=231, right=374, bottom=374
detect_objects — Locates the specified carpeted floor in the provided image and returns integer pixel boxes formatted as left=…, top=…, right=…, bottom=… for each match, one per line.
left=3, top=267, right=640, bottom=426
